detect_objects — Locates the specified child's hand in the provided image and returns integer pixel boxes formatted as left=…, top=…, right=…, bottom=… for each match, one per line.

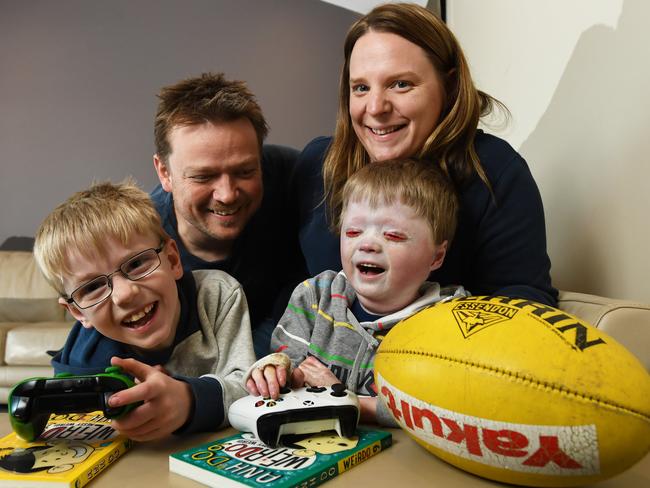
left=292, top=356, right=339, bottom=387
left=107, top=357, right=192, bottom=441
left=246, top=365, right=288, bottom=399
left=359, top=396, right=378, bottom=423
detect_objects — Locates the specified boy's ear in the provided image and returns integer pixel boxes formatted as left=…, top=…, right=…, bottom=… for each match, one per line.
left=153, top=154, right=173, bottom=193
left=429, top=240, right=448, bottom=272
left=58, top=297, right=93, bottom=329
left=164, top=239, right=184, bottom=280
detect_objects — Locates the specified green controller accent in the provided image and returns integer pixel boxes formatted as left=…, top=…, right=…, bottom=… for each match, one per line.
left=8, top=366, right=139, bottom=441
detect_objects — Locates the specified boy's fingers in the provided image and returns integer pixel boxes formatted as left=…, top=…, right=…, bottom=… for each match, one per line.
left=250, top=369, right=269, bottom=397
left=263, top=366, right=281, bottom=398
left=107, top=382, right=146, bottom=407
left=246, top=378, right=260, bottom=396
left=277, top=366, right=287, bottom=386
left=111, top=356, right=156, bottom=381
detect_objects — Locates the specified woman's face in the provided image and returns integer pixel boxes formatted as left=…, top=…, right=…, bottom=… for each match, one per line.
left=349, top=31, right=444, bottom=162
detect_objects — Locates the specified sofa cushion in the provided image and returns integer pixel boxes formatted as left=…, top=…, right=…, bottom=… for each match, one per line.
left=558, top=290, right=650, bottom=371
left=4, top=322, right=71, bottom=366
left=0, top=366, right=56, bottom=404
left=0, top=251, right=65, bottom=322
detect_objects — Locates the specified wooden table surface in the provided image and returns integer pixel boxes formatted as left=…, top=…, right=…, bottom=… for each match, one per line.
left=1, top=414, right=648, bottom=487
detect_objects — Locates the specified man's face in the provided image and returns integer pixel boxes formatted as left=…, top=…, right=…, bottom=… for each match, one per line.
left=154, top=118, right=263, bottom=260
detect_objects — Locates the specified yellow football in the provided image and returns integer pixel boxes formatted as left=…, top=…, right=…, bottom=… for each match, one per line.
left=375, top=296, right=650, bottom=487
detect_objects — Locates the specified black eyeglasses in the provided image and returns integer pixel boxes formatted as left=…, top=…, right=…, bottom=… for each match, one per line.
left=64, top=243, right=165, bottom=309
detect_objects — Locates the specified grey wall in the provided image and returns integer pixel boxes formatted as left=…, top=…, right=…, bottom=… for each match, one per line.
left=0, top=0, right=358, bottom=244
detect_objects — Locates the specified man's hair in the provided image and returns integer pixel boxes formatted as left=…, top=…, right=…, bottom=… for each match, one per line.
left=154, top=72, right=268, bottom=162
left=324, top=3, right=506, bottom=224
left=34, top=180, right=169, bottom=294
left=337, top=158, right=458, bottom=245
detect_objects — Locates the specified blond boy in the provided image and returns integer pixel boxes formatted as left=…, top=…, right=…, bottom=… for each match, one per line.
left=34, top=181, right=255, bottom=441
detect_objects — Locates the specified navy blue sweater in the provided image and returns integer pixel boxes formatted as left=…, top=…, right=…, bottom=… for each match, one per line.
left=291, top=132, right=557, bottom=306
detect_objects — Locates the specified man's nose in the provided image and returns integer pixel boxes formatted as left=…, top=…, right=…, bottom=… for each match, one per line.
left=212, top=175, right=238, bottom=204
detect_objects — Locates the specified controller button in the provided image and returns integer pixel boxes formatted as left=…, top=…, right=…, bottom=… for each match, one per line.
left=255, top=400, right=264, bottom=407
left=306, top=386, right=326, bottom=393
left=10, top=396, right=30, bottom=419
left=276, top=397, right=284, bottom=402
left=303, top=400, right=314, bottom=406
left=267, top=401, right=277, bottom=407
left=105, top=366, right=122, bottom=374
left=330, top=383, right=347, bottom=397
left=279, top=386, right=291, bottom=394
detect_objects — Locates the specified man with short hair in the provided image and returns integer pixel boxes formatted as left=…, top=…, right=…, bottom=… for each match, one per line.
left=151, top=73, right=303, bottom=357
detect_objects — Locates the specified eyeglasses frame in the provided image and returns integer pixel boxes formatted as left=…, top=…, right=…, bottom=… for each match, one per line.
left=64, top=242, right=166, bottom=310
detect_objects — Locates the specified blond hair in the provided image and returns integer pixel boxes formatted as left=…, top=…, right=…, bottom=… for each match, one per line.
left=34, top=180, right=168, bottom=294
left=324, top=3, right=506, bottom=223
left=337, top=158, right=458, bottom=245
left=154, top=72, right=268, bottom=162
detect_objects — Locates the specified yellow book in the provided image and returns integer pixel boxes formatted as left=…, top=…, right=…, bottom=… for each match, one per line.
left=0, top=412, right=132, bottom=488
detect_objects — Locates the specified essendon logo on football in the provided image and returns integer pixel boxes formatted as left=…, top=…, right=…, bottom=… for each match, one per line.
left=452, top=302, right=517, bottom=338
left=453, top=296, right=606, bottom=351
left=377, top=374, right=600, bottom=476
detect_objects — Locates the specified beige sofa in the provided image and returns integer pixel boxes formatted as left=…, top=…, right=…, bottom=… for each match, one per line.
left=0, top=248, right=648, bottom=404
left=0, top=250, right=72, bottom=403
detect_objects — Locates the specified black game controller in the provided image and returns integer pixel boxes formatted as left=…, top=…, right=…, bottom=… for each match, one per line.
left=8, top=366, right=138, bottom=441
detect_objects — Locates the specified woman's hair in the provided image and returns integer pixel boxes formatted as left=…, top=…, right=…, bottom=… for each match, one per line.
left=337, top=158, right=458, bottom=245
left=323, top=3, right=506, bottom=223
left=34, top=179, right=169, bottom=294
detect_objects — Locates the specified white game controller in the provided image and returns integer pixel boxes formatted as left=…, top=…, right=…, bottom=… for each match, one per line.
left=228, top=384, right=360, bottom=447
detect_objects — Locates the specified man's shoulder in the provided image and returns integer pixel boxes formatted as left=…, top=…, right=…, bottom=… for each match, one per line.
left=150, top=184, right=175, bottom=222
left=261, top=144, right=299, bottom=179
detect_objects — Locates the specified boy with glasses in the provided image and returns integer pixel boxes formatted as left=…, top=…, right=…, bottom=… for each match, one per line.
left=33, top=180, right=255, bottom=441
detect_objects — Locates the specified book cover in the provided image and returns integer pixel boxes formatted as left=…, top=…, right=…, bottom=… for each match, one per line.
left=0, top=411, right=132, bottom=488
left=169, top=427, right=392, bottom=488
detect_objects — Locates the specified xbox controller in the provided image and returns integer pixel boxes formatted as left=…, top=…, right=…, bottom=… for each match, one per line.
left=228, top=383, right=360, bottom=447
left=8, top=366, right=138, bottom=441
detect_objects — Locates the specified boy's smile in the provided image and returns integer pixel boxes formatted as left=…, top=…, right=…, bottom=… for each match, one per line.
left=60, top=234, right=184, bottom=352
left=122, top=302, right=156, bottom=328
left=340, top=198, right=447, bottom=315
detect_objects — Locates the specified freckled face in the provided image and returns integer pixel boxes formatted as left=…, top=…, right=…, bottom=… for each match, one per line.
left=340, top=199, right=446, bottom=315
left=349, top=31, right=444, bottom=162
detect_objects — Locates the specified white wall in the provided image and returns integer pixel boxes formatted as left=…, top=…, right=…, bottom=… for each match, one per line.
left=449, top=0, right=650, bottom=303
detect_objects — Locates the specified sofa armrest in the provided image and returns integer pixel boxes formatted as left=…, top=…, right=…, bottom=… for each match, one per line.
left=558, top=290, right=650, bottom=371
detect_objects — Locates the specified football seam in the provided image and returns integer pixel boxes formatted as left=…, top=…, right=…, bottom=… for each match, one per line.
left=379, top=348, right=650, bottom=423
